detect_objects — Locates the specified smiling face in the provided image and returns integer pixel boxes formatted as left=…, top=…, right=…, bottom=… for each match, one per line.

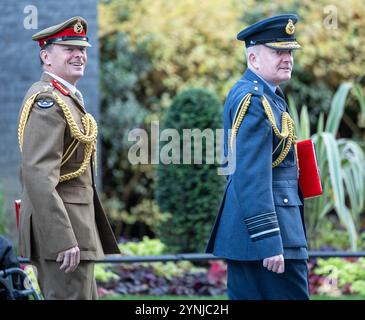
left=40, top=44, right=87, bottom=85
left=247, top=45, right=294, bottom=86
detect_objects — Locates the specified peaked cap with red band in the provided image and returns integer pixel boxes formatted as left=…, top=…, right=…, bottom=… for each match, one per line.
left=32, top=16, right=91, bottom=48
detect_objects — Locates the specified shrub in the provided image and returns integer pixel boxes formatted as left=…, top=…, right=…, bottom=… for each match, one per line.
left=118, top=236, right=205, bottom=279
left=119, top=236, right=166, bottom=256
left=308, top=216, right=365, bottom=251
left=99, top=0, right=243, bottom=102
left=312, top=258, right=365, bottom=296
left=289, top=83, right=365, bottom=250
left=94, top=264, right=120, bottom=283
left=96, top=237, right=225, bottom=297
left=99, top=32, right=154, bottom=238
left=155, top=88, right=225, bottom=253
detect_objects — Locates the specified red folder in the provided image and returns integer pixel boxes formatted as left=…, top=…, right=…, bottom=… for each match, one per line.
left=14, top=199, right=21, bottom=229
left=297, top=139, right=323, bottom=199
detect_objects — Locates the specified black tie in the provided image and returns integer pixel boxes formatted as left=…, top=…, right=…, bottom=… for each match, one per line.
left=275, top=87, right=285, bottom=100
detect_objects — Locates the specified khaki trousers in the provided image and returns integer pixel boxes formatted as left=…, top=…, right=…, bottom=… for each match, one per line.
left=32, top=259, right=97, bottom=300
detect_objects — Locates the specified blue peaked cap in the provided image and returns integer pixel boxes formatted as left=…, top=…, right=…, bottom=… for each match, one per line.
left=237, top=14, right=301, bottom=50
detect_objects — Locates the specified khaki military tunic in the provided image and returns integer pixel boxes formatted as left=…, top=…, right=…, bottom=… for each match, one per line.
left=18, top=73, right=120, bottom=299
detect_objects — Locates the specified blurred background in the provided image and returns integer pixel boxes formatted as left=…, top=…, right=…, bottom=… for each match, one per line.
left=1, top=0, right=365, bottom=299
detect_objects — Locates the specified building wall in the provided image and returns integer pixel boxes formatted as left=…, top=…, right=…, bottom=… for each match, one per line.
left=0, top=0, right=100, bottom=242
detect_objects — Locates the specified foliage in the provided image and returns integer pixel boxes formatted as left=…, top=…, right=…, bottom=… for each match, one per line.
left=119, top=236, right=166, bottom=256
left=99, top=0, right=244, bottom=103
left=295, top=0, right=365, bottom=88
left=99, top=32, right=156, bottom=238
left=207, top=260, right=227, bottom=287
left=309, top=217, right=365, bottom=250
left=100, top=263, right=225, bottom=297
left=96, top=237, right=225, bottom=297
left=155, top=89, right=225, bottom=253
left=288, top=83, right=365, bottom=250
left=23, top=265, right=43, bottom=299
left=353, top=83, right=365, bottom=124
left=104, top=198, right=171, bottom=238
left=118, top=236, right=204, bottom=279
left=94, top=264, right=120, bottom=283
left=313, top=258, right=365, bottom=296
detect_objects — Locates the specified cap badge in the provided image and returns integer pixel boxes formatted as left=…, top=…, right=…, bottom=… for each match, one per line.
left=285, top=19, right=295, bottom=35
left=74, top=20, right=83, bottom=34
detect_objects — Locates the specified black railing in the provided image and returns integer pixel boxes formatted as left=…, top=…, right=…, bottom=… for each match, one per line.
left=17, top=251, right=365, bottom=264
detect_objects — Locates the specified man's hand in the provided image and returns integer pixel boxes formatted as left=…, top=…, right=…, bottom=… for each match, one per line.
left=56, top=246, right=80, bottom=273
left=263, top=254, right=284, bottom=273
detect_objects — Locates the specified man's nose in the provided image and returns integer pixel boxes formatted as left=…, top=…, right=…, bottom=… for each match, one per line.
left=74, top=49, right=85, bottom=57
left=281, top=51, right=292, bottom=62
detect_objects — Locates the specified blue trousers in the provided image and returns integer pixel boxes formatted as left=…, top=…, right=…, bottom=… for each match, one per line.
left=226, top=259, right=309, bottom=300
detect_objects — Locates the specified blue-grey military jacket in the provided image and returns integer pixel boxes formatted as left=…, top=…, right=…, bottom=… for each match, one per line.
left=206, top=69, right=308, bottom=261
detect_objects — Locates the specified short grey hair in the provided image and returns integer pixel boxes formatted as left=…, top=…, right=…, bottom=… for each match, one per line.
left=246, top=45, right=261, bottom=68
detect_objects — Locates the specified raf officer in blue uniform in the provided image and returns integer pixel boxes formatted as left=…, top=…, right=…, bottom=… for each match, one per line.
left=206, top=14, right=309, bottom=300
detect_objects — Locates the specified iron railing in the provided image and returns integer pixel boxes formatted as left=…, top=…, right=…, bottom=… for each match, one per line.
left=17, top=251, right=365, bottom=264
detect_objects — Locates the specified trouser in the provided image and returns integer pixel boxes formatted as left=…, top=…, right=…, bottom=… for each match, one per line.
left=31, top=259, right=97, bottom=300
left=226, top=259, right=309, bottom=300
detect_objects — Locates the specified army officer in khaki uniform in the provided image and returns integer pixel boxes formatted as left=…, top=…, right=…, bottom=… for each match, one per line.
left=17, top=16, right=120, bottom=300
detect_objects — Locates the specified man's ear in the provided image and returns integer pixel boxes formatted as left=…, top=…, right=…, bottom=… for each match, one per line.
left=248, top=52, right=259, bottom=70
left=40, top=50, right=50, bottom=66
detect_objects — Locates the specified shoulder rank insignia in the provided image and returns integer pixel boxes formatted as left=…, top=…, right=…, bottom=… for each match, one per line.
left=37, top=99, right=54, bottom=108
left=51, top=79, right=69, bottom=96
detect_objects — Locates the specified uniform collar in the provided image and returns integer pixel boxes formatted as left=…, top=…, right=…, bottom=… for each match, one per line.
left=243, top=68, right=286, bottom=104
left=41, top=72, right=86, bottom=113
left=254, top=73, right=277, bottom=94
left=44, top=71, right=79, bottom=96
left=244, top=68, right=277, bottom=92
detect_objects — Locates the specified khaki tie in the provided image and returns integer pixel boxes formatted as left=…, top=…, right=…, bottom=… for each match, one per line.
left=75, top=89, right=84, bottom=105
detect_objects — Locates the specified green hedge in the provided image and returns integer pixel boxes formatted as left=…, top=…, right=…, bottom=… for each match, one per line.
left=155, top=88, right=225, bottom=253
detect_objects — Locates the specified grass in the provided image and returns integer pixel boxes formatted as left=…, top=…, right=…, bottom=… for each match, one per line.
left=100, top=294, right=365, bottom=300
left=101, top=295, right=227, bottom=300
left=311, top=295, right=365, bottom=300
